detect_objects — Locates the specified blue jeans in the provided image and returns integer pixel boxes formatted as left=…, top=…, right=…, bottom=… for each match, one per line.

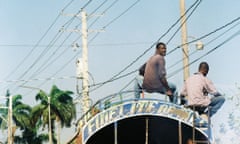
left=134, top=75, right=144, bottom=99
left=209, top=95, right=225, bottom=117
left=160, top=82, right=178, bottom=104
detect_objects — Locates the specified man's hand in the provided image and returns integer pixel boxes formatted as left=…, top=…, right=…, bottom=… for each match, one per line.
left=166, top=89, right=173, bottom=96
left=166, top=89, right=174, bottom=102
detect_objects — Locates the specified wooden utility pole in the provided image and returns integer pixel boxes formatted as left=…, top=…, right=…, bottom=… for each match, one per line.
left=180, top=0, right=190, bottom=81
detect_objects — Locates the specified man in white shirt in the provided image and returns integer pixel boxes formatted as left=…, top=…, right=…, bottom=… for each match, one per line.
left=180, top=62, right=225, bottom=117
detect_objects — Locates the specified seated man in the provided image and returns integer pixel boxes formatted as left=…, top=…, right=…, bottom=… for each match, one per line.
left=180, top=62, right=225, bottom=117
left=142, top=42, right=177, bottom=103
left=134, top=63, right=146, bottom=99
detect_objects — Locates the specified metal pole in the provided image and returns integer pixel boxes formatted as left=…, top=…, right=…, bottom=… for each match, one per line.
left=81, top=10, right=90, bottom=113
left=178, top=121, right=182, bottom=144
left=180, top=0, right=190, bottom=81
left=48, top=96, right=52, bottom=144
left=145, top=118, right=149, bottom=144
left=114, top=122, right=118, bottom=144
left=8, top=95, right=12, bottom=144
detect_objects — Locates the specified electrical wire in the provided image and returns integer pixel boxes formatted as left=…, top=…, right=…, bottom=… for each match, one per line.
left=167, top=16, right=240, bottom=55
left=89, top=15, right=240, bottom=93
left=0, top=0, right=108, bottom=100
left=28, top=29, right=76, bottom=78
left=88, top=0, right=120, bottom=29
left=82, top=0, right=94, bottom=9
left=87, top=0, right=201, bottom=92
left=0, top=76, right=76, bottom=84
left=167, top=28, right=240, bottom=78
left=17, top=17, right=75, bottom=81
left=6, top=0, right=98, bottom=93
left=72, top=69, right=138, bottom=99
left=0, top=41, right=153, bottom=48
left=88, top=0, right=108, bottom=17
left=14, top=1, right=118, bottom=93
left=118, top=77, right=136, bottom=92
left=117, top=0, right=202, bottom=92
left=88, top=0, right=140, bottom=43
left=28, top=0, right=142, bottom=98
left=24, top=0, right=142, bottom=97
left=3, top=11, right=62, bottom=81
left=167, top=20, right=240, bottom=70
left=89, top=69, right=138, bottom=88
left=104, top=0, right=141, bottom=28
left=3, top=0, right=76, bottom=81
left=2, top=3, right=80, bottom=93
left=166, top=0, right=202, bottom=45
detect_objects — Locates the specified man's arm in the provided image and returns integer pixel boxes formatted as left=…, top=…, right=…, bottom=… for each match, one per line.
left=205, top=78, right=222, bottom=96
left=157, top=56, right=172, bottom=95
left=160, top=77, right=172, bottom=96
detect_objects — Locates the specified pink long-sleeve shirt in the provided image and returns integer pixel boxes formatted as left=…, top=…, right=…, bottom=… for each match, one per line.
left=180, top=72, right=218, bottom=106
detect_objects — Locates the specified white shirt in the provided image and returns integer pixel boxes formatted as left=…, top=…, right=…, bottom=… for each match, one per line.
left=180, top=72, right=218, bottom=106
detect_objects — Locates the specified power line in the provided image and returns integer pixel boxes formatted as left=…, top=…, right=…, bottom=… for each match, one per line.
left=118, top=78, right=136, bottom=92
left=3, top=11, right=62, bottom=81
left=88, top=0, right=140, bottom=43
left=167, top=20, right=240, bottom=70
left=2, top=2, right=78, bottom=93
left=87, top=0, right=200, bottom=93
left=0, top=76, right=76, bottom=84
left=166, top=0, right=202, bottom=45
left=8, top=0, right=96, bottom=88
left=104, top=0, right=141, bottom=28
left=82, top=0, right=94, bottom=9
left=0, top=41, right=153, bottom=48
left=89, top=69, right=138, bottom=88
left=167, top=16, right=240, bottom=55
left=16, top=18, right=75, bottom=81
left=88, top=0, right=120, bottom=28
left=88, top=0, right=108, bottom=16
left=0, top=44, right=70, bottom=47
left=119, top=1, right=209, bottom=92
left=116, top=19, right=240, bottom=91
left=168, top=28, right=240, bottom=78
left=3, top=0, right=76, bottom=81
left=88, top=15, right=240, bottom=93
left=21, top=1, right=121, bottom=91
left=10, top=0, right=98, bottom=87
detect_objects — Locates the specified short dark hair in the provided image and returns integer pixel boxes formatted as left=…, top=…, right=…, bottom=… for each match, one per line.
left=199, top=62, right=209, bottom=71
left=156, top=42, right=166, bottom=49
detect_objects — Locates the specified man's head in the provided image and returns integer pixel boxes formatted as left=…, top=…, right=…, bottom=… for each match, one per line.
left=156, top=42, right=167, bottom=56
left=198, top=62, right=209, bottom=76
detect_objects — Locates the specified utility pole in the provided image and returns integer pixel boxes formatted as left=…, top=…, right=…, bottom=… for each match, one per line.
left=48, top=96, right=52, bottom=144
left=180, top=0, right=190, bottom=81
left=80, top=10, right=90, bottom=113
left=63, top=10, right=99, bottom=113
left=8, top=95, right=12, bottom=144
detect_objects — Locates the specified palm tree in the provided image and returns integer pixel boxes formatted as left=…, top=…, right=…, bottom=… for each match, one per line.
left=14, top=120, right=49, bottom=144
left=0, top=90, right=10, bottom=131
left=31, top=85, right=76, bottom=144
left=0, top=91, right=32, bottom=143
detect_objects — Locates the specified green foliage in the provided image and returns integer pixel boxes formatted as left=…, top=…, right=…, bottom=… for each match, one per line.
left=1, top=85, right=77, bottom=144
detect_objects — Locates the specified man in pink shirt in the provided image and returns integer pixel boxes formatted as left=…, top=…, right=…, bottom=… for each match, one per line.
left=180, top=62, right=225, bottom=117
